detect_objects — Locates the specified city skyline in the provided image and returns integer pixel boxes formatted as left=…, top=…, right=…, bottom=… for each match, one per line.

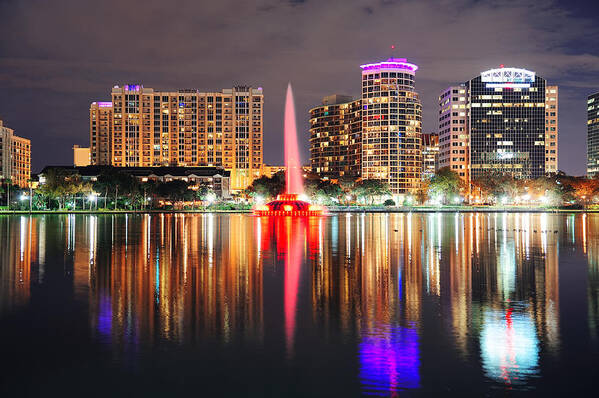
left=1, top=0, right=598, bottom=175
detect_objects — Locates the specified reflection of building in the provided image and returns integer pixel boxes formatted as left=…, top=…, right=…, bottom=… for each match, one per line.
left=441, top=68, right=559, bottom=183
left=309, top=95, right=362, bottom=179
left=0, top=119, right=31, bottom=187
left=587, top=92, right=599, bottom=176
left=361, top=58, right=422, bottom=194
left=480, top=307, right=539, bottom=384
left=311, top=213, right=424, bottom=394
left=421, top=133, right=439, bottom=179
left=73, top=145, right=91, bottom=166
left=85, top=214, right=264, bottom=348
left=90, top=84, right=263, bottom=190
left=0, top=217, right=39, bottom=314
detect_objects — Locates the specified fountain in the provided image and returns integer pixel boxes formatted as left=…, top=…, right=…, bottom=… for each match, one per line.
left=254, top=83, right=323, bottom=216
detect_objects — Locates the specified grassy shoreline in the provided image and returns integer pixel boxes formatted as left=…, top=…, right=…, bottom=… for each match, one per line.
left=0, top=206, right=595, bottom=215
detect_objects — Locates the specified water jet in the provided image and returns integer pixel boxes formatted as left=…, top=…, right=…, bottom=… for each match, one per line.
left=254, top=83, right=323, bottom=216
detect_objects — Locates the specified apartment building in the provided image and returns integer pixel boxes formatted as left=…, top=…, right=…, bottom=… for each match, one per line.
left=0, top=120, right=31, bottom=187
left=91, top=84, right=263, bottom=191
left=309, top=94, right=362, bottom=179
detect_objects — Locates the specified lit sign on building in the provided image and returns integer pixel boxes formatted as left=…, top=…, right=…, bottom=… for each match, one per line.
left=481, top=67, right=535, bottom=89
left=125, top=84, right=141, bottom=91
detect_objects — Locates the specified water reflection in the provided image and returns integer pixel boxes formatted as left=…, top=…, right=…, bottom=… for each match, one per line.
left=1, top=213, right=598, bottom=395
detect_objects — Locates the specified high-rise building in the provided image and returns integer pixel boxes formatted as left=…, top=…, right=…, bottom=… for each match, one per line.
left=360, top=58, right=422, bottom=194
left=440, top=67, right=558, bottom=184
left=545, top=86, right=558, bottom=174
left=437, top=85, right=469, bottom=180
left=89, top=101, right=113, bottom=165
left=421, top=133, right=439, bottom=179
left=468, top=67, right=549, bottom=181
left=587, top=92, right=599, bottom=177
left=73, top=145, right=91, bottom=167
left=0, top=120, right=31, bottom=187
left=309, top=94, right=361, bottom=179
left=91, top=84, right=263, bottom=191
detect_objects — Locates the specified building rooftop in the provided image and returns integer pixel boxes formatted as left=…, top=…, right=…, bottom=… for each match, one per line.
left=40, top=165, right=231, bottom=178
left=360, top=57, right=419, bottom=72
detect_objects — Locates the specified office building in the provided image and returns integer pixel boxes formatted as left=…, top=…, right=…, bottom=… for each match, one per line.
left=421, top=133, right=439, bottom=179
left=73, top=145, right=91, bottom=167
left=545, top=86, right=558, bottom=174
left=309, top=94, right=361, bottom=179
left=0, top=120, right=31, bottom=187
left=360, top=58, right=422, bottom=194
left=440, top=67, right=558, bottom=183
left=468, top=67, right=550, bottom=180
left=587, top=92, right=599, bottom=176
left=91, top=84, right=263, bottom=191
left=438, top=85, right=469, bottom=180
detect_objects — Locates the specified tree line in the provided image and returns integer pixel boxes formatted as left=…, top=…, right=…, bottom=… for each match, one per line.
left=1, top=168, right=217, bottom=210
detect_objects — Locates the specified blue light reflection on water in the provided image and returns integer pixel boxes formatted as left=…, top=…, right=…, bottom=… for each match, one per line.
left=480, top=307, right=540, bottom=385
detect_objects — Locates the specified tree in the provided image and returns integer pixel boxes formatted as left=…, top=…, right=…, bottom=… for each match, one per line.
left=37, top=168, right=72, bottom=209
left=94, top=168, right=140, bottom=209
left=354, top=179, right=391, bottom=205
left=244, top=171, right=285, bottom=200
left=304, top=178, right=343, bottom=204
left=427, top=167, right=466, bottom=204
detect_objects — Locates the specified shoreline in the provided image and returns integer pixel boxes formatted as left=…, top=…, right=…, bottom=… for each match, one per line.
left=0, top=207, right=595, bottom=215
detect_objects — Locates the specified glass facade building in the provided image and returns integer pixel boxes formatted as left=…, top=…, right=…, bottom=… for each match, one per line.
left=421, top=133, right=439, bottom=180
left=587, top=92, right=599, bottom=177
left=309, top=95, right=362, bottom=179
left=361, top=58, right=422, bottom=194
left=468, top=68, right=548, bottom=181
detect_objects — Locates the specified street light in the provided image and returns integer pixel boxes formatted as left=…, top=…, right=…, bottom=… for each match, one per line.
left=206, top=193, right=216, bottom=204
left=88, top=193, right=97, bottom=211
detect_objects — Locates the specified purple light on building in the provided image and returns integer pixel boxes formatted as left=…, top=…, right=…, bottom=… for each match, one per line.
left=360, top=57, right=419, bottom=72
left=125, top=84, right=141, bottom=91
left=98, top=102, right=113, bottom=108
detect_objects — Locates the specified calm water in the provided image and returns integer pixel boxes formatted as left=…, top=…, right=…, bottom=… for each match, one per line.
left=0, top=213, right=598, bottom=396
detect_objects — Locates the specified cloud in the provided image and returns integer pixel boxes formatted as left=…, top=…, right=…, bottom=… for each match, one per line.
left=0, top=0, right=598, bottom=174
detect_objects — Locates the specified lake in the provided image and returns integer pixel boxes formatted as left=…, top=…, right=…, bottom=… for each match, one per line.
left=0, top=213, right=598, bottom=396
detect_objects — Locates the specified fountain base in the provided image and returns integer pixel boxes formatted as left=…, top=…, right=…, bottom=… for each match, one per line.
left=254, top=194, right=323, bottom=216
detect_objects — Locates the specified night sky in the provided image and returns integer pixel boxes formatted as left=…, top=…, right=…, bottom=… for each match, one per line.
left=1, top=0, right=598, bottom=175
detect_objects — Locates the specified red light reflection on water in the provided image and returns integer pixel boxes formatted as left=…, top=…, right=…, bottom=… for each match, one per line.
left=256, top=216, right=321, bottom=357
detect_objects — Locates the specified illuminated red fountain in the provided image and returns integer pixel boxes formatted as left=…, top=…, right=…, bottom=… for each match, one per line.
left=254, top=83, right=323, bottom=216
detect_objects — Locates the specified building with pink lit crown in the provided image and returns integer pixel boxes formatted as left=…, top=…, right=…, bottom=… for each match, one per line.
left=360, top=58, right=422, bottom=195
